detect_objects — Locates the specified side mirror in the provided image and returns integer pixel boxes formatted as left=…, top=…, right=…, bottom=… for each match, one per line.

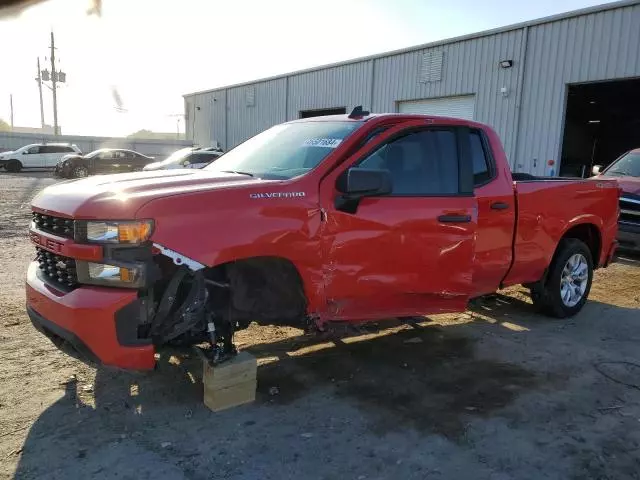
left=23, top=151, right=28, bottom=154
left=335, top=168, right=392, bottom=213
left=592, top=165, right=603, bottom=176
left=337, top=168, right=392, bottom=196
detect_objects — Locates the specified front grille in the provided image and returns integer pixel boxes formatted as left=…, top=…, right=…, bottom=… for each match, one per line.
left=35, top=247, right=78, bottom=288
left=32, top=212, right=75, bottom=239
left=620, top=195, right=640, bottom=225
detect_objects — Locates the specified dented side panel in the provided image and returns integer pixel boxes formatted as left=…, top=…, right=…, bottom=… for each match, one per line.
left=318, top=196, right=478, bottom=320
left=135, top=174, right=327, bottom=314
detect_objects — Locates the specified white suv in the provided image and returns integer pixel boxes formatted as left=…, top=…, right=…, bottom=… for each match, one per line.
left=0, top=143, right=82, bottom=172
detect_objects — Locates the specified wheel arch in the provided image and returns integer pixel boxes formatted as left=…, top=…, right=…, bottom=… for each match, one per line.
left=205, top=255, right=315, bottom=328
left=558, top=221, right=602, bottom=268
left=6, top=159, right=23, bottom=172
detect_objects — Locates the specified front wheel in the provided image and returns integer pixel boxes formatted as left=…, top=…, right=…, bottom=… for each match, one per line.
left=530, top=238, right=593, bottom=318
left=6, top=160, right=22, bottom=173
left=72, top=165, right=89, bottom=178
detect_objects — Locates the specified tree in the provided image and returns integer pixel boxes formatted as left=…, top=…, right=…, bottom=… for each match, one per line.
left=0, top=118, right=10, bottom=132
left=127, top=129, right=176, bottom=140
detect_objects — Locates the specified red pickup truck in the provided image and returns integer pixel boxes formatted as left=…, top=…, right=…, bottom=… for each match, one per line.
left=26, top=110, right=620, bottom=370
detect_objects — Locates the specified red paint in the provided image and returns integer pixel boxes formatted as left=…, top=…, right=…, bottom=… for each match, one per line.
left=26, top=262, right=155, bottom=370
left=502, top=180, right=618, bottom=286
left=29, top=228, right=103, bottom=261
left=26, top=114, right=619, bottom=370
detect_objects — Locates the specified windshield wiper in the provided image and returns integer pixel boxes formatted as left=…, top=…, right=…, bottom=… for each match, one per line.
left=220, top=170, right=255, bottom=177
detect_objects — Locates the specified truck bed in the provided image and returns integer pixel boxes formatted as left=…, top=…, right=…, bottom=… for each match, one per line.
left=503, top=177, right=619, bottom=287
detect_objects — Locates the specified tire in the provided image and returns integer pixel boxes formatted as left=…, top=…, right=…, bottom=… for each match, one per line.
left=72, top=165, right=89, bottom=178
left=6, top=160, right=22, bottom=173
left=530, top=238, right=593, bottom=318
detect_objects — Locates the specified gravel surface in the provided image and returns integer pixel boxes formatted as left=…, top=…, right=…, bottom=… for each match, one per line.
left=1, top=171, right=640, bottom=480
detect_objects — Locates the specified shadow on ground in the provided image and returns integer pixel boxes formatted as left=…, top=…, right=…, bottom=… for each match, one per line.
left=12, top=295, right=640, bottom=479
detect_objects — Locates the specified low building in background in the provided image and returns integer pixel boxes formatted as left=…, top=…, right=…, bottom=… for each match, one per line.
left=184, top=0, right=640, bottom=177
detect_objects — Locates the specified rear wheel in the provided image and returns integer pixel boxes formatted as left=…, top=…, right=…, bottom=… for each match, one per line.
left=530, top=238, right=593, bottom=318
left=6, top=160, right=22, bottom=173
left=73, top=165, right=89, bottom=178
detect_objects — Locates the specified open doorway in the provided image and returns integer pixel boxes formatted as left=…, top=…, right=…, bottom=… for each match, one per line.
left=560, top=78, right=640, bottom=177
left=299, top=107, right=346, bottom=119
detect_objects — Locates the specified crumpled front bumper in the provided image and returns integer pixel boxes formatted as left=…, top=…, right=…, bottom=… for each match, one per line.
left=53, top=163, right=71, bottom=178
left=26, top=261, right=156, bottom=370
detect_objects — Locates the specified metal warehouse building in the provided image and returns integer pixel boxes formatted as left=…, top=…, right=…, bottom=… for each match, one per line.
left=184, top=0, right=640, bottom=176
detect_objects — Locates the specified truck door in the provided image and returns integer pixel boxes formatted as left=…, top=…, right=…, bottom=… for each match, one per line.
left=468, top=128, right=516, bottom=296
left=319, top=123, right=478, bottom=321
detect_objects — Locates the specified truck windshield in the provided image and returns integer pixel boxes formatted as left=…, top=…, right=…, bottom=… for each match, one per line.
left=604, top=152, right=640, bottom=177
left=205, top=121, right=363, bottom=179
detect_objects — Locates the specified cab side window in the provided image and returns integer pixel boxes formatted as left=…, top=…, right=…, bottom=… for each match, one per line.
left=26, top=146, right=41, bottom=154
left=357, top=129, right=459, bottom=195
left=470, top=130, right=493, bottom=186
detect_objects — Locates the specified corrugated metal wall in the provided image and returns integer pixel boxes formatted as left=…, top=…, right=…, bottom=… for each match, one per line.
left=227, top=78, right=287, bottom=146
left=372, top=29, right=524, bottom=166
left=517, top=2, right=640, bottom=175
left=185, top=1, right=640, bottom=174
left=288, top=61, right=372, bottom=120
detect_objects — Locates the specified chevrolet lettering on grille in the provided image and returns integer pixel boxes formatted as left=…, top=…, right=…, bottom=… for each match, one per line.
left=30, top=231, right=63, bottom=254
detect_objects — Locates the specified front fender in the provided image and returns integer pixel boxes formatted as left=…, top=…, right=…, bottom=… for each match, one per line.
left=137, top=183, right=326, bottom=313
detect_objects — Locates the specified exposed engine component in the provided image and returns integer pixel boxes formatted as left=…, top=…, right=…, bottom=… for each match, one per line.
left=146, top=254, right=309, bottom=364
left=149, top=266, right=237, bottom=364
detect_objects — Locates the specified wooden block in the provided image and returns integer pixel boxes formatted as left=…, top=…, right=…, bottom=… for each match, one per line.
left=203, top=351, right=257, bottom=388
left=202, top=352, right=257, bottom=412
left=204, top=379, right=256, bottom=412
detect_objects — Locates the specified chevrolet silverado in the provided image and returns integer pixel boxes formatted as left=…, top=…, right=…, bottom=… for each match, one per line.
left=26, top=109, right=620, bottom=370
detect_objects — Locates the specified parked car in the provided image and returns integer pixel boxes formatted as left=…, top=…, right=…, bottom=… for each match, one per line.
left=54, top=148, right=155, bottom=178
left=142, top=146, right=223, bottom=171
left=26, top=110, right=619, bottom=371
left=0, top=143, right=81, bottom=172
left=592, top=148, right=640, bottom=252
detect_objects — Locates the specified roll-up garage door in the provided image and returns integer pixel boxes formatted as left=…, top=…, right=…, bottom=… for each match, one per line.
left=398, top=95, right=476, bottom=120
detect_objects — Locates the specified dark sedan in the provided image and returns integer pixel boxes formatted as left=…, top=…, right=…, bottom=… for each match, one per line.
left=54, top=149, right=155, bottom=178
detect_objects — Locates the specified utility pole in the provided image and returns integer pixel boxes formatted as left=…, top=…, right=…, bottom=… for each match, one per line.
left=50, top=31, right=59, bottom=136
left=36, top=58, right=45, bottom=128
left=9, top=94, right=14, bottom=130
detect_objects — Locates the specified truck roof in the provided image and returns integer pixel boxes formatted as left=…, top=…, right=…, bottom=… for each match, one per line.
left=285, top=112, right=487, bottom=129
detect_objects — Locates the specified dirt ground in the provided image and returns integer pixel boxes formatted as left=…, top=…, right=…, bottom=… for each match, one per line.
left=1, top=171, right=640, bottom=480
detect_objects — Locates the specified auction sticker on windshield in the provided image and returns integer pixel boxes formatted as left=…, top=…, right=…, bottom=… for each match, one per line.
left=303, top=138, right=343, bottom=148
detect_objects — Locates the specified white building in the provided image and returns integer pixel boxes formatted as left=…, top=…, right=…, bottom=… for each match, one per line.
left=184, top=0, right=640, bottom=176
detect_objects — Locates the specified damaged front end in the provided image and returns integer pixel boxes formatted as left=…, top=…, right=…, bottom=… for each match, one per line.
left=135, top=245, right=309, bottom=365
left=136, top=244, right=238, bottom=365
left=27, top=213, right=310, bottom=370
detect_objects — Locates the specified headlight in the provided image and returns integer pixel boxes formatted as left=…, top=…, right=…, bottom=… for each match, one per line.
left=88, top=262, right=140, bottom=284
left=85, top=220, right=153, bottom=244
left=76, top=261, right=145, bottom=288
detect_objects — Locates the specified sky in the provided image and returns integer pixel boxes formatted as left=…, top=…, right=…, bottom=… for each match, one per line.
left=0, top=0, right=620, bottom=137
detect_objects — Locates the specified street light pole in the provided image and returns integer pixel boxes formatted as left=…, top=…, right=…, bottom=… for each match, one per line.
left=10, top=94, right=14, bottom=130
left=36, top=57, right=45, bottom=128
left=50, top=31, right=59, bottom=135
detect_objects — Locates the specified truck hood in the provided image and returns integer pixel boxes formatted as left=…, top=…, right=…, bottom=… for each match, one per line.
left=31, top=169, right=274, bottom=219
left=599, top=174, right=640, bottom=195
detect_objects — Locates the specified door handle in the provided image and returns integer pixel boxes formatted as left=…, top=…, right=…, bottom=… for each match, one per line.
left=438, top=214, right=471, bottom=223
left=490, top=202, right=510, bottom=210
